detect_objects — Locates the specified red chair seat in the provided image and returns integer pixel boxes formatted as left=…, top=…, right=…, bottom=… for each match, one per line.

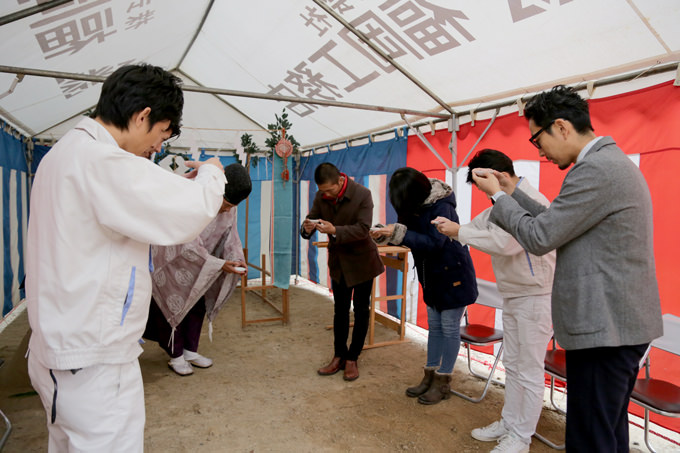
left=544, top=349, right=566, bottom=378
left=461, top=324, right=503, bottom=344
left=632, top=378, right=680, bottom=414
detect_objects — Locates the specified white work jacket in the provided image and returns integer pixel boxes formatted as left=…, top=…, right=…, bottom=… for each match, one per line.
left=26, top=117, right=226, bottom=370
left=457, top=178, right=556, bottom=299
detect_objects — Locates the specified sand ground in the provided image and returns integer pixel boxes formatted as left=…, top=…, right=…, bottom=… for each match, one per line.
left=0, top=278, right=674, bottom=452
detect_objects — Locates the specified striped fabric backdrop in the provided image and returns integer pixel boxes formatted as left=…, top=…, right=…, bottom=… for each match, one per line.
left=0, top=124, right=29, bottom=317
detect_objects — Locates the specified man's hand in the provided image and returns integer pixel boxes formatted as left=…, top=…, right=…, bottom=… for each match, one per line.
left=184, top=157, right=224, bottom=179
left=369, top=224, right=394, bottom=239
left=316, top=219, right=336, bottom=236
left=432, top=216, right=460, bottom=237
left=471, top=168, right=516, bottom=196
left=302, top=218, right=318, bottom=234
left=222, top=260, right=247, bottom=274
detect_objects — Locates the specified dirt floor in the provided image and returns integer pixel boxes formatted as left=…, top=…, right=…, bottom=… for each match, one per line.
left=0, top=278, right=619, bottom=453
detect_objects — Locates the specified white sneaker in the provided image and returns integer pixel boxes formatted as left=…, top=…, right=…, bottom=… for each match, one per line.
left=183, top=350, right=213, bottom=368
left=471, top=420, right=509, bottom=442
left=491, top=433, right=530, bottom=453
left=168, top=356, right=194, bottom=376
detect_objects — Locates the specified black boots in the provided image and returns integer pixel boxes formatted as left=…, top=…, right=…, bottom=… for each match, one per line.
left=417, top=372, right=452, bottom=405
left=406, top=367, right=435, bottom=397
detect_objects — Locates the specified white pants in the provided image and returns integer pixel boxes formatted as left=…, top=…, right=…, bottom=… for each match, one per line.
left=28, top=354, right=145, bottom=453
left=500, top=294, right=553, bottom=443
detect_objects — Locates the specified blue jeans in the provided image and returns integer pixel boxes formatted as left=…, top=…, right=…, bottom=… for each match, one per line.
left=426, top=305, right=465, bottom=374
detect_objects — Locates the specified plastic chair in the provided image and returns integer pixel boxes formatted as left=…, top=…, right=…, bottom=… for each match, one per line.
left=629, top=314, right=680, bottom=453
left=534, top=338, right=566, bottom=450
left=450, top=299, right=504, bottom=403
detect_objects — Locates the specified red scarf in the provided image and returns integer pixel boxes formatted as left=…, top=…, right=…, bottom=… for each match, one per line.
left=322, top=173, right=348, bottom=204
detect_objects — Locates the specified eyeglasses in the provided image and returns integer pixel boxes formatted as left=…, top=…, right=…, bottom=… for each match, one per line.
left=528, top=120, right=555, bottom=149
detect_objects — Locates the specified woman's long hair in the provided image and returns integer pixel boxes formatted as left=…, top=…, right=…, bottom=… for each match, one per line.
left=389, top=167, right=432, bottom=220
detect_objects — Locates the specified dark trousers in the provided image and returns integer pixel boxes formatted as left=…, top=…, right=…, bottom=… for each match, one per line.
left=143, top=297, right=207, bottom=358
left=331, top=276, right=373, bottom=361
left=565, top=343, right=648, bottom=452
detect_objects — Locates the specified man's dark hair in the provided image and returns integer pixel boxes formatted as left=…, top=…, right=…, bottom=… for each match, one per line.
left=525, top=85, right=594, bottom=134
left=314, top=162, right=341, bottom=185
left=224, top=163, right=252, bottom=205
left=389, top=167, right=432, bottom=218
left=466, top=149, right=515, bottom=184
left=91, top=64, right=184, bottom=137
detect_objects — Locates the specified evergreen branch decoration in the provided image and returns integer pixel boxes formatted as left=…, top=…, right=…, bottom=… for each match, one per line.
left=239, top=132, right=265, bottom=167
left=265, top=109, right=301, bottom=154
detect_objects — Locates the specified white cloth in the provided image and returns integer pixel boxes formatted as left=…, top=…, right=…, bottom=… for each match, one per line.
left=26, top=117, right=226, bottom=371
left=28, top=353, right=145, bottom=453
left=152, top=208, right=244, bottom=328
left=500, top=293, right=553, bottom=442
left=456, top=178, right=555, bottom=441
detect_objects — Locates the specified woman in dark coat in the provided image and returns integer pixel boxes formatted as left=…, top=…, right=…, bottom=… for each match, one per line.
left=371, top=167, right=478, bottom=404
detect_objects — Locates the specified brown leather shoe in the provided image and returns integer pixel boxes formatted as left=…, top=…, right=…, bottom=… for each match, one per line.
left=317, top=357, right=345, bottom=375
left=343, top=360, right=359, bottom=381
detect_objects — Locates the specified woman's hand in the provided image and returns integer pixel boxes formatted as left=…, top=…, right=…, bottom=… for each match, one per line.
left=369, top=224, right=394, bottom=239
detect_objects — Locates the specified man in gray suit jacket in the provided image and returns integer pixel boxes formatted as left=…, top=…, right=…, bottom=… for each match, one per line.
left=472, top=85, right=663, bottom=452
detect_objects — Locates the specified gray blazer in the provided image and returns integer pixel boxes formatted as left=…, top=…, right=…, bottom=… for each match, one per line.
left=489, top=137, right=663, bottom=350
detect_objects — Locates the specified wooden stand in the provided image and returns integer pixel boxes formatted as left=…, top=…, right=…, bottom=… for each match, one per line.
left=239, top=153, right=289, bottom=328
left=240, top=248, right=289, bottom=328
left=365, top=245, right=410, bottom=349
left=313, top=242, right=410, bottom=349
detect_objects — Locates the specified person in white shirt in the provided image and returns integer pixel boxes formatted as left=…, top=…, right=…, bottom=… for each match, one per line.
left=434, top=149, right=555, bottom=453
left=25, top=64, right=226, bottom=453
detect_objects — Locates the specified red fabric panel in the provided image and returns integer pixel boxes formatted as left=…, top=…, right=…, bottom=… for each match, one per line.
left=537, top=160, right=566, bottom=202
left=632, top=150, right=680, bottom=431
left=457, top=114, right=544, bottom=165
left=589, top=81, right=680, bottom=155
left=406, top=132, right=452, bottom=178
left=416, top=291, right=428, bottom=329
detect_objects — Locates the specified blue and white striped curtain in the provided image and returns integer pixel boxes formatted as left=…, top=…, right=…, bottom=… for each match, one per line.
left=0, top=123, right=30, bottom=317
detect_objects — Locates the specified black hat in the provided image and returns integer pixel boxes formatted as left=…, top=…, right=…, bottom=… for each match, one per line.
left=224, top=163, right=252, bottom=205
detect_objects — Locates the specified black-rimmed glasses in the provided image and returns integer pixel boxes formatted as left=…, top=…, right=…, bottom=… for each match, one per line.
left=529, top=120, right=554, bottom=149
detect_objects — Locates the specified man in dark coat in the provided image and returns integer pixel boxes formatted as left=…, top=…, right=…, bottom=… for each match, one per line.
left=301, top=163, right=384, bottom=381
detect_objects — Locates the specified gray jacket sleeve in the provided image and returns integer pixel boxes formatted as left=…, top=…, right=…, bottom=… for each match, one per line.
left=489, top=160, right=614, bottom=256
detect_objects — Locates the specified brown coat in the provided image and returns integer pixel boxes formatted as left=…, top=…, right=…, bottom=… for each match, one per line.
left=301, top=178, right=384, bottom=287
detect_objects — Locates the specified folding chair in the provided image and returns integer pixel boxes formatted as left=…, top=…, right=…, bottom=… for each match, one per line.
left=630, top=314, right=680, bottom=453
left=534, top=338, right=566, bottom=450
left=450, top=298, right=504, bottom=403
left=0, top=358, right=11, bottom=451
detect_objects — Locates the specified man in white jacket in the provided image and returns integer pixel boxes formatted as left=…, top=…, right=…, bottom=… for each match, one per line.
left=25, top=64, right=226, bottom=453
left=434, top=149, right=555, bottom=453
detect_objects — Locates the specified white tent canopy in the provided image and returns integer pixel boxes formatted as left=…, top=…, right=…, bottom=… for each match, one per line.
left=1, top=0, right=679, bottom=151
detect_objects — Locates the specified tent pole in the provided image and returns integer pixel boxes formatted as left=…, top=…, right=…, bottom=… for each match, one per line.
left=175, top=0, right=215, bottom=69
left=0, top=0, right=72, bottom=26
left=0, top=65, right=449, bottom=120
left=400, top=113, right=452, bottom=172
left=311, top=0, right=454, bottom=116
